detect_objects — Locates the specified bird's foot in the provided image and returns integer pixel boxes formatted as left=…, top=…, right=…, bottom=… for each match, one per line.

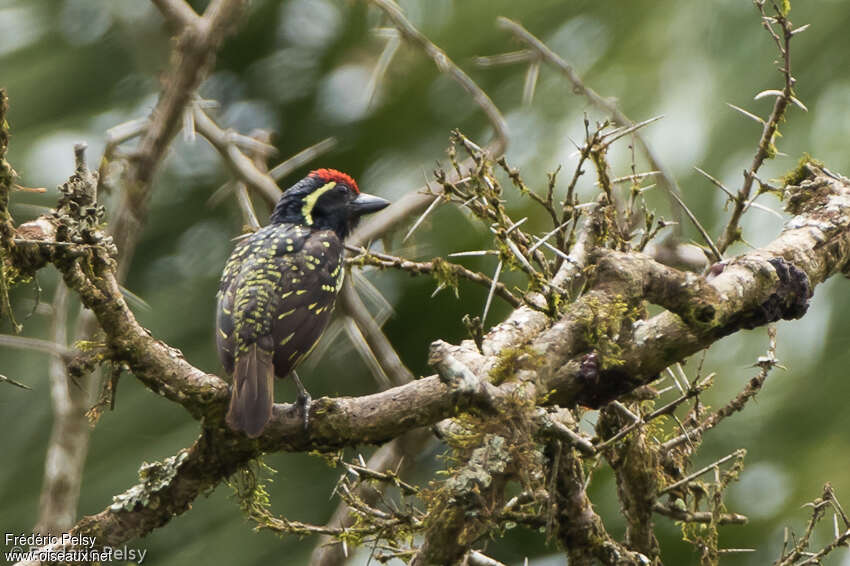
left=291, top=371, right=312, bottom=433
left=296, top=389, right=312, bottom=433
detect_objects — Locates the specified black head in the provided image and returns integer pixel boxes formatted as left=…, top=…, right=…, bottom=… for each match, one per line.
left=269, top=169, right=390, bottom=239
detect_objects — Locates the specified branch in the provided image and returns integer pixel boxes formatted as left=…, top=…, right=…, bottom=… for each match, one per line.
left=716, top=2, right=799, bottom=253
left=653, top=503, right=748, bottom=526
left=309, top=429, right=431, bottom=566
left=348, top=1, right=510, bottom=249
left=13, top=150, right=850, bottom=560
left=194, top=107, right=282, bottom=207
left=34, top=282, right=92, bottom=535
left=150, top=0, right=197, bottom=29
left=496, top=16, right=684, bottom=232
left=366, top=0, right=507, bottom=155
left=551, top=442, right=649, bottom=565
left=345, top=245, right=522, bottom=308
left=112, top=0, right=248, bottom=276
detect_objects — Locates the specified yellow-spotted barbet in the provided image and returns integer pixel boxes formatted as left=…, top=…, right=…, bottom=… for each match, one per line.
left=216, top=169, right=389, bottom=437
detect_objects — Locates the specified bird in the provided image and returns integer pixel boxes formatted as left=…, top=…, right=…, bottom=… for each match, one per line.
left=215, top=169, right=390, bottom=437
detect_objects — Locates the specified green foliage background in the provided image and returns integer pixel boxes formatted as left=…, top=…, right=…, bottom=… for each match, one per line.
left=1, top=1, right=849, bottom=564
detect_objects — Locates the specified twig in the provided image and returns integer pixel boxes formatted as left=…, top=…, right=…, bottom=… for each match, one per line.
left=473, top=50, right=535, bottom=67
left=596, top=374, right=713, bottom=450
left=150, top=0, right=198, bottom=29
left=340, top=279, right=414, bottom=388
left=35, top=282, right=93, bottom=534
left=537, top=411, right=596, bottom=455
left=669, top=191, right=723, bottom=262
left=659, top=450, right=746, bottom=495
left=481, top=260, right=503, bottom=326
left=208, top=137, right=338, bottom=207
left=467, top=551, right=509, bottom=566
left=367, top=0, right=507, bottom=155
left=402, top=194, right=442, bottom=243
left=0, top=334, right=73, bottom=359
left=716, top=2, right=798, bottom=253
left=268, top=137, right=338, bottom=182
left=193, top=106, right=282, bottom=206
left=0, top=373, right=30, bottom=389
left=345, top=245, right=521, bottom=308
left=497, top=16, right=684, bottom=232
left=653, top=503, right=748, bottom=525
left=663, top=327, right=779, bottom=451
left=366, top=28, right=402, bottom=106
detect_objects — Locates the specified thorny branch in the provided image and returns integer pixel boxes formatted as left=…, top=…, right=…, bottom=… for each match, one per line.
left=344, top=244, right=522, bottom=309
left=715, top=2, right=801, bottom=253
left=493, top=16, right=685, bottom=234
left=349, top=0, right=510, bottom=249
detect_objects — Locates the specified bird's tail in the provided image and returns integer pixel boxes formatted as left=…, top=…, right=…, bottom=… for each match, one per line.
left=227, top=341, right=274, bottom=437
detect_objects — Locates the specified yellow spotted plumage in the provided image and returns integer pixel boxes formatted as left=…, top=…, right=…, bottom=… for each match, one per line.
left=216, top=169, right=389, bottom=437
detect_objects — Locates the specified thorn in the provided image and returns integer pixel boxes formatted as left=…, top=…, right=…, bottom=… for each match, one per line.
left=790, top=95, right=808, bottom=112
left=726, top=102, right=766, bottom=125
left=12, top=184, right=47, bottom=193
left=481, top=260, right=503, bottom=326
left=528, top=220, right=570, bottom=254
left=0, top=373, right=31, bottom=390
left=448, top=250, right=495, bottom=257
left=669, top=191, right=722, bottom=262
left=599, top=115, right=664, bottom=149
left=522, top=60, right=540, bottom=106
left=403, top=194, right=442, bottom=243
left=754, top=89, right=785, bottom=100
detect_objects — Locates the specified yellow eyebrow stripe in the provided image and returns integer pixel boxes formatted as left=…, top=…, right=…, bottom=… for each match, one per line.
left=301, top=182, right=336, bottom=225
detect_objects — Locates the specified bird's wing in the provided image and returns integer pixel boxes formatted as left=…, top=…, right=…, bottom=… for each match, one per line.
left=215, top=235, right=253, bottom=375
left=216, top=224, right=344, bottom=376
left=269, top=228, right=343, bottom=377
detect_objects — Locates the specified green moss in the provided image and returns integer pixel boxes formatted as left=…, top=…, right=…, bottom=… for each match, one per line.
left=227, top=457, right=277, bottom=520
left=574, top=294, right=642, bottom=368
left=431, top=256, right=460, bottom=294
left=782, top=153, right=824, bottom=187
left=488, top=345, right=542, bottom=385
left=74, top=339, right=106, bottom=352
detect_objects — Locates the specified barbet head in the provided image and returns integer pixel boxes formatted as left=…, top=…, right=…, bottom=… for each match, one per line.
left=217, top=169, right=389, bottom=438
left=270, top=168, right=390, bottom=237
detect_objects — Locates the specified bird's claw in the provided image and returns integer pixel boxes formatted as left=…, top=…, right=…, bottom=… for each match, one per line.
left=296, top=389, right=312, bottom=433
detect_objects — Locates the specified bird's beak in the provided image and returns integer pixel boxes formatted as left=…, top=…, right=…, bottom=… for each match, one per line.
left=348, top=193, right=390, bottom=216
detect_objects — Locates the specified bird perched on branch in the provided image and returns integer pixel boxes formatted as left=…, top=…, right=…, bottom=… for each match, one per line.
left=216, top=169, right=390, bottom=437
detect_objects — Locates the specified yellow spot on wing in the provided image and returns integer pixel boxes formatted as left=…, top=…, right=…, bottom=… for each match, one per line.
left=280, top=333, right=294, bottom=346
left=278, top=308, right=296, bottom=319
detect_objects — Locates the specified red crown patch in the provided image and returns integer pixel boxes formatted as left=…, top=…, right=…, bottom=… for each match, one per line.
left=310, top=168, right=359, bottom=193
